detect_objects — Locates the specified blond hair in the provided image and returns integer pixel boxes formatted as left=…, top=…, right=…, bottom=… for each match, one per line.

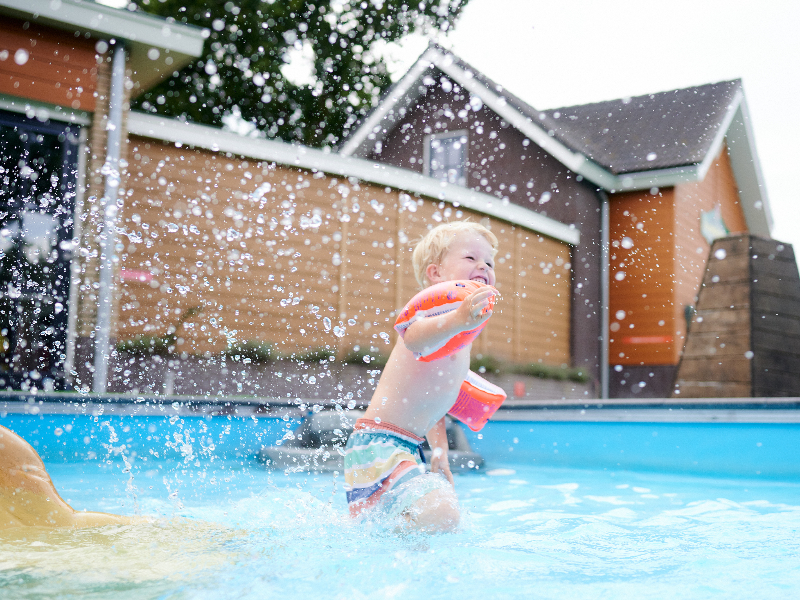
left=412, top=221, right=499, bottom=288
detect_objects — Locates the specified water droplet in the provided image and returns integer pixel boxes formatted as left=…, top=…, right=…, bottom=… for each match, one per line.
left=323, top=317, right=331, bottom=332
left=300, top=214, right=322, bottom=229
left=14, top=49, right=29, bottom=65
left=347, top=318, right=356, bottom=326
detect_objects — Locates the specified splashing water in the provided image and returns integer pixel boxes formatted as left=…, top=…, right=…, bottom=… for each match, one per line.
left=2, top=457, right=798, bottom=599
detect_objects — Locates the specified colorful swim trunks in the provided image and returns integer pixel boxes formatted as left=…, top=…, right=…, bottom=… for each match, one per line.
left=344, top=418, right=449, bottom=517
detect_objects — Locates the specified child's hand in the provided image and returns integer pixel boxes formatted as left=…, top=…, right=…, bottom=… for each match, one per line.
left=430, top=447, right=455, bottom=486
left=455, top=286, right=499, bottom=332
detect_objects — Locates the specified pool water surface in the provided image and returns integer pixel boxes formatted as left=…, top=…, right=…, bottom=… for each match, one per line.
left=1, top=455, right=799, bottom=599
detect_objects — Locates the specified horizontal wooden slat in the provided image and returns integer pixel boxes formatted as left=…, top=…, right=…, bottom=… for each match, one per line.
left=117, top=138, right=573, bottom=364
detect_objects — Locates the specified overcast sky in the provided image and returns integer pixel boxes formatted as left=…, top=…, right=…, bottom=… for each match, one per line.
left=388, top=0, right=800, bottom=253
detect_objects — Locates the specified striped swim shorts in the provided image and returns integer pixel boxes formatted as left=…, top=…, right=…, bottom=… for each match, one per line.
left=343, top=418, right=450, bottom=518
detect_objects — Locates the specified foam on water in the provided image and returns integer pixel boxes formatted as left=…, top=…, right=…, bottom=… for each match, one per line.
left=1, top=460, right=799, bottom=599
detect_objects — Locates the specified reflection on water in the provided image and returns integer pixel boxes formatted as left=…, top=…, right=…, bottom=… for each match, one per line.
left=0, top=519, right=247, bottom=592
left=1, top=462, right=799, bottom=599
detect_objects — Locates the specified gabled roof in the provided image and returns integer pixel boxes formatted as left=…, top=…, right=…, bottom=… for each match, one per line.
left=341, top=45, right=772, bottom=237
left=0, top=0, right=206, bottom=94
left=540, top=80, right=742, bottom=175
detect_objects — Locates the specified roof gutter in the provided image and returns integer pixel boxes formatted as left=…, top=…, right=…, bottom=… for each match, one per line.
left=0, top=0, right=206, bottom=95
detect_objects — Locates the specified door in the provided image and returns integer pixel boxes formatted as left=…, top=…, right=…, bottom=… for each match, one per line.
left=0, top=110, right=79, bottom=391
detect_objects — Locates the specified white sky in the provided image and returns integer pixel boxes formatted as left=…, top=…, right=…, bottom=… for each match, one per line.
left=387, top=0, right=800, bottom=254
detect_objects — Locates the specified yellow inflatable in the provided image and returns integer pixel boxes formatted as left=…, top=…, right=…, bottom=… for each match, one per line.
left=0, top=424, right=134, bottom=528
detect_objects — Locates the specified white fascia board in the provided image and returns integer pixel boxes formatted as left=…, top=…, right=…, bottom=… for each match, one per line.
left=0, top=93, right=91, bottom=125
left=724, top=97, right=772, bottom=236
left=128, top=112, right=580, bottom=246
left=340, top=48, right=438, bottom=157
left=696, top=90, right=743, bottom=181
left=612, top=164, right=701, bottom=191
left=0, top=0, right=206, bottom=56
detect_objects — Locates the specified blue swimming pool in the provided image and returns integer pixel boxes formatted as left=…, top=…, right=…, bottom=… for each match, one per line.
left=1, top=406, right=799, bottom=599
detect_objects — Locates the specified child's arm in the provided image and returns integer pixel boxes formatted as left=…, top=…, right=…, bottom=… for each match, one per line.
left=427, top=417, right=454, bottom=485
left=403, top=287, right=497, bottom=357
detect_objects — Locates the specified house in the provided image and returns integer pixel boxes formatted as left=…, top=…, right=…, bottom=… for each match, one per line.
left=1, top=8, right=777, bottom=400
left=340, top=44, right=772, bottom=398
left=1, top=2, right=581, bottom=398
left=0, top=0, right=205, bottom=392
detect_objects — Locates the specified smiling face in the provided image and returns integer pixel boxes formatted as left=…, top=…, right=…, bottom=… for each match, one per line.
left=425, top=231, right=497, bottom=287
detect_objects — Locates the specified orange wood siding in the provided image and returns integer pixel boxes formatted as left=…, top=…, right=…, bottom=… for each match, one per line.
left=609, top=189, right=677, bottom=365
left=609, top=146, right=749, bottom=367
left=0, top=18, right=97, bottom=111
left=116, top=137, right=572, bottom=366
left=672, top=145, right=748, bottom=358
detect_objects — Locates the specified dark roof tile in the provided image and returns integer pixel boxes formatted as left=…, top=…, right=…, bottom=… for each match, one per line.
left=541, top=80, right=742, bottom=174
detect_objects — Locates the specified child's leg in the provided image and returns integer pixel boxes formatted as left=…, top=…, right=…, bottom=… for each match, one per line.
left=0, top=425, right=134, bottom=528
left=403, top=486, right=460, bottom=533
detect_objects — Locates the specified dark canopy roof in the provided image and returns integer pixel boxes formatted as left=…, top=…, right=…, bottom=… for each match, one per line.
left=539, top=80, right=742, bottom=174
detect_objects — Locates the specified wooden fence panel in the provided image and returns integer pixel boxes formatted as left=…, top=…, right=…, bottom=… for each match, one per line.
left=117, top=138, right=574, bottom=367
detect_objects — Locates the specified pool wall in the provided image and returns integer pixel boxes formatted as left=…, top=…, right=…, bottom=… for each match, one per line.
left=466, top=421, right=800, bottom=480
left=3, top=403, right=799, bottom=480
left=0, top=413, right=297, bottom=463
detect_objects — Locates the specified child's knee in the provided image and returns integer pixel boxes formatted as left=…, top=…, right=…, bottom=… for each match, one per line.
left=406, top=488, right=460, bottom=533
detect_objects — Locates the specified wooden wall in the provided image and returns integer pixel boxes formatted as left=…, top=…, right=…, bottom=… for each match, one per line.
left=0, top=18, right=97, bottom=111
left=609, top=146, right=748, bottom=366
left=115, top=136, right=572, bottom=365
left=609, top=188, right=677, bottom=365
left=675, top=235, right=800, bottom=397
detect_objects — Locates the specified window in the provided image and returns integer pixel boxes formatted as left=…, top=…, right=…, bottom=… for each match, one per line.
left=425, top=130, right=468, bottom=186
left=0, top=110, right=79, bottom=390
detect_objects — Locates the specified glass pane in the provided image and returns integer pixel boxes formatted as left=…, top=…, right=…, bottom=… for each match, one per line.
left=0, top=125, right=25, bottom=224
left=0, top=113, right=76, bottom=390
left=428, top=134, right=467, bottom=186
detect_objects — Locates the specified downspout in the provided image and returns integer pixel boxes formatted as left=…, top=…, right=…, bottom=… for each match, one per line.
left=64, top=127, right=89, bottom=385
left=598, top=190, right=610, bottom=399
left=93, top=41, right=126, bottom=393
